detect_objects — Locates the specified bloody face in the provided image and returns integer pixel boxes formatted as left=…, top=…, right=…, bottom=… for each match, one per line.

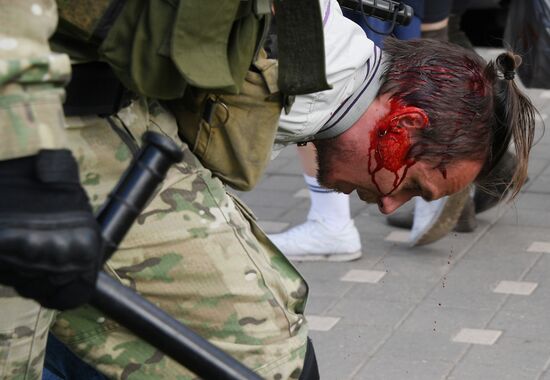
left=315, top=96, right=483, bottom=215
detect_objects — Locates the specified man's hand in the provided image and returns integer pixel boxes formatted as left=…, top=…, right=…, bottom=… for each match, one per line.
left=0, top=150, right=102, bottom=310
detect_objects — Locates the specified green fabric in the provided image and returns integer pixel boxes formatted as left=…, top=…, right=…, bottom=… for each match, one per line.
left=172, top=1, right=259, bottom=93
left=169, top=50, right=282, bottom=191
left=97, top=0, right=264, bottom=99
left=98, top=0, right=187, bottom=99
left=53, top=0, right=329, bottom=99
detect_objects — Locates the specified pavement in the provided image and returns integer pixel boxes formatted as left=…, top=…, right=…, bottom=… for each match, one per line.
left=232, top=48, right=550, bottom=380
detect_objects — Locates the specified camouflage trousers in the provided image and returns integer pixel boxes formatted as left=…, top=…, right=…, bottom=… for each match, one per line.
left=0, top=287, right=55, bottom=380
left=0, top=98, right=309, bottom=379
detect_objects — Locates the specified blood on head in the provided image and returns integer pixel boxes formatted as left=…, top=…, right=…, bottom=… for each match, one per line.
left=368, top=99, right=427, bottom=195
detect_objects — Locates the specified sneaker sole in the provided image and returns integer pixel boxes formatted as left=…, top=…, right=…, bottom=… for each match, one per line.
left=286, top=250, right=362, bottom=263
left=410, top=187, right=470, bottom=247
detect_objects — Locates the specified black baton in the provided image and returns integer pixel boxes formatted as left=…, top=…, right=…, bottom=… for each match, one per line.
left=90, top=131, right=262, bottom=380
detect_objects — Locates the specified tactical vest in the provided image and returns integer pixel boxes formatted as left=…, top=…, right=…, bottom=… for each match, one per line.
left=53, top=0, right=330, bottom=99
left=53, top=0, right=331, bottom=191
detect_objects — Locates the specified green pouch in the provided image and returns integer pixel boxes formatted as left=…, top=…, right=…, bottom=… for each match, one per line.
left=98, top=0, right=265, bottom=99
left=171, top=1, right=260, bottom=93
left=167, top=50, right=282, bottom=191
left=98, top=0, right=186, bottom=99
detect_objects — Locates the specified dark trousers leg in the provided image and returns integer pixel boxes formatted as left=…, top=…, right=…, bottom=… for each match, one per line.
left=299, top=338, right=320, bottom=380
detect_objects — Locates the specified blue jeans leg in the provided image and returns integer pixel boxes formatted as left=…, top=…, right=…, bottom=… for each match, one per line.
left=43, top=333, right=108, bottom=380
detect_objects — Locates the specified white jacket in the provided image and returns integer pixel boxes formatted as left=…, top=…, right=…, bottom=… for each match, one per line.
left=274, top=0, right=384, bottom=154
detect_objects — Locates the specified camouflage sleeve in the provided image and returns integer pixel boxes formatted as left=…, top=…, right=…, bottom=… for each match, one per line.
left=0, top=0, right=71, bottom=161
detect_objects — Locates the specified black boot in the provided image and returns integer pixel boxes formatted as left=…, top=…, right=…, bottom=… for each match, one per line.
left=454, top=196, right=477, bottom=232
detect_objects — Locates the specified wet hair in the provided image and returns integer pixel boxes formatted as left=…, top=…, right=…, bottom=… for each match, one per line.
left=378, top=38, right=537, bottom=198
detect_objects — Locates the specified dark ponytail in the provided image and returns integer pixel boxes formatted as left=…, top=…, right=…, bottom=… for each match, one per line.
left=484, top=51, right=537, bottom=198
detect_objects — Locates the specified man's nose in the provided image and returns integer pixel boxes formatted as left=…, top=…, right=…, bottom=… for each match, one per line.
left=378, top=194, right=413, bottom=214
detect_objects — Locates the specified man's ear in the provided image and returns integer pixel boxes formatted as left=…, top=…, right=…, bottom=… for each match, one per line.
left=396, top=108, right=429, bottom=131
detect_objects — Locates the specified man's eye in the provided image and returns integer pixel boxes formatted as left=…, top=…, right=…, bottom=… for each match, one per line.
left=405, top=183, right=421, bottom=193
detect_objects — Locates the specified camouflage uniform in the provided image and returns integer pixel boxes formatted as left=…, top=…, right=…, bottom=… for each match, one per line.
left=0, top=1, right=309, bottom=379
left=0, top=2, right=68, bottom=378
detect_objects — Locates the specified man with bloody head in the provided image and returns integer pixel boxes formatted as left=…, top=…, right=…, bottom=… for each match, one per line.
left=278, top=36, right=534, bottom=231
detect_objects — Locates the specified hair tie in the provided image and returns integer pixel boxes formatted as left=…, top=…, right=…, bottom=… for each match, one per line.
left=503, top=70, right=515, bottom=80
left=496, top=53, right=522, bottom=81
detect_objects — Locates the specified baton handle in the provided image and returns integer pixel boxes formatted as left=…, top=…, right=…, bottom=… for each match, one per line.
left=96, top=131, right=183, bottom=261
left=91, top=132, right=262, bottom=380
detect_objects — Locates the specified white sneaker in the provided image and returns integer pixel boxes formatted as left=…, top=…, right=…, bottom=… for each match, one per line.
left=268, top=220, right=362, bottom=262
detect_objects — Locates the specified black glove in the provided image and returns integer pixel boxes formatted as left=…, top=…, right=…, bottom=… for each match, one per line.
left=0, top=150, right=102, bottom=310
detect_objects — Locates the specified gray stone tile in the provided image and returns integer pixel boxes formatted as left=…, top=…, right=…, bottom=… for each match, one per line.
left=529, top=143, right=550, bottom=160
left=452, top=328, right=502, bottom=345
left=523, top=252, right=550, bottom=282
left=528, top=241, right=550, bottom=253
left=384, top=230, right=410, bottom=243
left=407, top=229, right=484, bottom=259
left=349, top=192, right=372, bottom=215
left=342, top=273, right=441, bottom=304
left=254, top=174, right=308, bottom=192
left=426, top=257, right=526, bottom=311
left=499, top=207, right=550, bottom=228
left=507, top=192, right=550, bottom=211
left=521, top=176, right=550, bottom=195
left=269, top=159, right=304, bottom=175
left=447, top=336, right=550, bottom=380
left=334, top=247, right=456, bottom=304
left=312, top=321, right=392, bottom=354
left=357, top=228, right=404, bottom=254
left=464, top=225, right=550, bottom=261
left=276, top=145, right=300, bottom=159
left=340, top=269, right=386, bottom=284
left=356, top=238, right=392, bottom=266
left=526, top=157, right=550, bottom=178
left=354, top=356, right=454, bottom=380
left=274, top=165, right=305, bottom=176
left=263, top=156, right=295, bottom=174
left=306, top=315, right=340, bottom=331
left=493, top=280, right=538, bottom=295
left=375, top=329, right=468, bottom=363
left=307, top=278, right=354, bottom=298
left=276, top=201, right=311, bottom=223
left=400, top=303, right=494, bottom=335
left=246, top=206, right=287, bottom=220
left=354, top=206, right=398, bottom=232
left=490, top=308, right=550, bottom=342
left=257, top=221, right=289, bottom=233
left=295, top=261, right=358, bottom=282
left=236, top=188, right=304, bottom=209
left=310, top=323, right=391, bottom=380
left=304, top=295, right=340, bottom=315
left=328, top=296, right=416, bottom=327
left=293, top=188, right=309, bottom=198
